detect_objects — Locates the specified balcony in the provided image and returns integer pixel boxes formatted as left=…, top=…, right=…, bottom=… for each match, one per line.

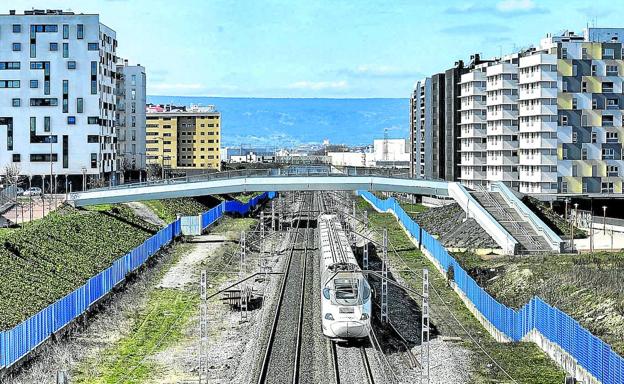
left=460, top=87, right=486, bottom=97
left=461, top=140, right=486, bottom=152
left=486, top=94, right=518, bottom=106
left=519, top=120, right=557, bottom=132
left=487, top=79, right=518, bottom=91
left=459, top=99, right=486, bottom=111
left=460, top=168, right=487, bottom=180
left=487, top=140, right=519, bottom=151
left=519, top=170, right=557, bottom=183
left=519, top=104, right=557, bottom=116
left=460, top=155, right=486, bottom=166
left=519, top=153, right=557, bottom=166
left=461, top=114, right=486, bottom=124
left=518, top=87, right=557, bottom=100
left=487, top=124, right=518, bottom=136
left=487, top=154, right=518, bottom=166
left=459, top=126, right=486, bottom=138
left=518, top=70, right=557, bottom=84
left=487, top=169, right=518, bottom=182
left=519, top=137, right=557, bottom=149
left=487, top=109, right=518, bottom=121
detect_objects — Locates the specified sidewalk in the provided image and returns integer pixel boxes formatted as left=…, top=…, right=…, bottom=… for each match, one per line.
left=1, top=195, right=64, bottom=226
left=574, top=225, right=624, bottom=252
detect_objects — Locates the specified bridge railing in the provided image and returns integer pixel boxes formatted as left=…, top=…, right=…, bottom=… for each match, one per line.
left=84, top=166, right=420, bottom=193
left=358, top=190, right=623, bottom=383
left=0, top=192, right=275, bottom=372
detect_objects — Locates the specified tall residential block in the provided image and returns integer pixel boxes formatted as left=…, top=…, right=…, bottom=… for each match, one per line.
left=116, top=61, right=146, bottom=174
left=0, top=9, right=118, bottom=189
left=145, top=105, right=221, bottom=171
left=419, top=28, right=624, bottom=195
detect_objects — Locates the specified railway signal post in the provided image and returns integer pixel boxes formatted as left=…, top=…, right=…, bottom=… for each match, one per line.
left=421, top=268, right=430, bottom=384
left=199, top=270, right=208, bottom=384
left=381, top=229, right=389, bottom=324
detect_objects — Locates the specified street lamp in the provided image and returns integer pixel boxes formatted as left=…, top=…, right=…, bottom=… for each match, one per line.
left=602, top=205, right=607, bottom=235
left=570, top=202, right=579, bottom=251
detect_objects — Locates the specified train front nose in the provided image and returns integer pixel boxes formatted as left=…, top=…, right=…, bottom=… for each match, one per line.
left=330, top=321, right=368, bottom=338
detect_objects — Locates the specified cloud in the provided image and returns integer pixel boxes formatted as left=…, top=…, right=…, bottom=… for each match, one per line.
left=576, top=6, right=610, bottom=18
left=445, top=0, right=549, bottom=16
left=287, top=80, right=348, bottom=91
left=337, top=65, right=423, bottom=79
left=440, top=24, right=511, bottom=35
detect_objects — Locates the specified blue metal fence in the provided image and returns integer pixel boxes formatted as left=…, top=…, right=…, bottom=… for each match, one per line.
left=0, top=193, right=275, bottom=371
left=358, top=191, right=624, bottom=384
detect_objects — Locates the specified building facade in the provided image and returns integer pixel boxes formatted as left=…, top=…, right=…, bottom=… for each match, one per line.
left=420, top=28, right=624, bottom=195
left=0, top=9, right=118, bottom=190
left=116, top=61, right=146, bottom=175
left=145, top=105, right=221, bottom=171
left=411, top=76, right=445, bottom=179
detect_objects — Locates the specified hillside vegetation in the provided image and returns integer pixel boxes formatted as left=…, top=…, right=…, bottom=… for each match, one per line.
left=454, top=251, right=624, bottom=356
left=0, top=205, right=159, bottom=329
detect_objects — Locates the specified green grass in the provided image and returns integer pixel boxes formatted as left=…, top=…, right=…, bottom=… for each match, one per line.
left=454, top=251, right=624, bottom=356
left=73, top=287, right=197, bottom=383
left=358, top=198, right=566, bottom=383
left=83, top=204, right=115, bottom=212
left=0, top=204, right=159, bottom=330
left=143, top=198, right=213, bottom=223
left=234, top=192, right=261, bottom=203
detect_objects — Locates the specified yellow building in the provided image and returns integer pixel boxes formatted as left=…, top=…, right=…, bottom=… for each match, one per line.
left=146, top=105, right=221, bottom=171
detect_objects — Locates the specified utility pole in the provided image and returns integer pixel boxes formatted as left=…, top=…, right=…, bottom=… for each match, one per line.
left=421, top=268, right=430, bottom=384
left=363, top=241, right=369, bottom=270
left=199, top=270, right=207, bottom=384
left=381, top=229, right=388, bottom=324
left=602, top=205, right=607, bottom=235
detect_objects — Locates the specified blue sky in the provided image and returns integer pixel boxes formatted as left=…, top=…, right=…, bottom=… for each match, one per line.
left=13, top=0, right=620, bottom=97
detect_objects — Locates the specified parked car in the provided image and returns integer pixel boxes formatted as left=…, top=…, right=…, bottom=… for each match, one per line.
left=16, top=187, right=24, bottom=196
left=23, top=187, right=42, bottom=196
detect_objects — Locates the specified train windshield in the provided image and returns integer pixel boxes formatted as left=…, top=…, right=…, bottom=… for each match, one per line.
left=333, top=277, right=370, bottom=305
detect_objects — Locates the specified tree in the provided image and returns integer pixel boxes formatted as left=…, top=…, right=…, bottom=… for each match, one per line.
left=3, top=163, right=25, bottom=189
left=146, top=163, right=162, bottom=180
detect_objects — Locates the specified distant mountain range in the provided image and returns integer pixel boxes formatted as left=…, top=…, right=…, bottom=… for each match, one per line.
left=147, top=96, right=409, bottom=147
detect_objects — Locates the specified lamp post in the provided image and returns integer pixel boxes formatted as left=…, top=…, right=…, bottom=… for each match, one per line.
left=49, top=134, right=54, bottom=212
left=81, top=167, right=87, bottom=191
left=602, top=205, right=607, bottom=235
left=570, top=202, right=579, bottom=251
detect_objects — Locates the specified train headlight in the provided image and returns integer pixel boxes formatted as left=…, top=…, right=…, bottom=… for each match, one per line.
left=324, top=313, right=334, bottom=321
left=323, top=288, right=331, bottom=300
left=360, top=313, right=369, bottom=320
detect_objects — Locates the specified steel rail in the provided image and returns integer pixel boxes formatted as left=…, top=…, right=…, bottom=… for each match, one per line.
left=360, top=347, right=375, bottom=384
left=257, top=195, right=306, bottom=384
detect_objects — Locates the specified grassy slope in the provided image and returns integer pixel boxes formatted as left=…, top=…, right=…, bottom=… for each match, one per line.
left=454, top=251, right=624, bottom=356
left=358, top=198, right=565, bottom=384
left=143, top=198, right=213, bottom=223
left=0, top=205, right=158, bottom=330
left=73, top=216, right=256, bottom=383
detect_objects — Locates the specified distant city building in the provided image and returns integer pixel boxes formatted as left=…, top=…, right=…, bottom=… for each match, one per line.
left=328, top=138, right=409, bottom=168
left=116, top=60, right=146, bottom=176
left=0, top=9, right=119, bottom=189
left=413, top=28, right=624, bottom=195
left=223, top=147, right=276, bottom=163
left=145, top=104, right=221, bottom=171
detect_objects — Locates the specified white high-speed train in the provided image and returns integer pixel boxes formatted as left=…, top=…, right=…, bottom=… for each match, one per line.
left=318, top=214, right=372, bottom=339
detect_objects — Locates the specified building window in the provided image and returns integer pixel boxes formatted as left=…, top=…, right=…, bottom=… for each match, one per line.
left=591, top=132, right=597, bottom=143
left=12, top=43, right=21, bottom=51
left=12, top=98, right=20, bottom=107
left=77, top=24, right=84, bottom=39
left=77, top=98, right=83, bottom=113
left=12, top=24, right=20, bottom=33
left=603, top=48, right=615, bottom=59
left=67, top=116, right=76, bottom=125
left=572, top=132, right=577, bottom=143
left=560, top=115, right=568, bottom=126
left=582, top=148, right=588, bottom=160
left=87, top=135, right=99, bottom=143
left=572, top=165, right=578, bottom=177
left=581, top=81, right=588, bottom=93
left=43, top=116, right=50, bottom=132
left=607, top=165, right=619, bottom=177
left=62, top=43, right=69, bottom=58
left=603, top=82, right=614, bottom=92
left=88, top=116, right=99, bottom=124
left=131, top=89, right=136, bottom=100
left=572, top=98, right=577, bottom=109
left=63, top=24, right=69, bottom=39
left=30, top=154, right=58, bottom=162
left=606, top=131, right=618, bottom=143
left=591, top=64, right=597, bottom=76
left=91, top=153, right=97, bottom=168
left=603, top=148, right=615, bottom=160
left=49, top=42, right=58, bottom=51
left=562, top=47, right=568, bottom=59
left=67, top=60, right=76, bottom=70
left=30, top=80, right=38, bottom=88
left=12, top=154, right=20, bottom=162
left=592, top=99, right=598, bottom=110
left=87, top=43, right=98, bottom=51
left=0, top=80, right=20, bottom=88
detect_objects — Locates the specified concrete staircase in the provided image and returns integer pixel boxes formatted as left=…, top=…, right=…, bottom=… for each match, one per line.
left=470, top=188, right=552, bottom=253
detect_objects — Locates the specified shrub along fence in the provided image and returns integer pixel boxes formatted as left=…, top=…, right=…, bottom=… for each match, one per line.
left=0, top=192, right=275, bottom=372
left=358, top=190, right=623, bottom=384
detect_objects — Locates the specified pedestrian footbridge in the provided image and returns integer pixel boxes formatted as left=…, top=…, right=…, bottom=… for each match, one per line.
left=67, top=168, right=563, bottom=255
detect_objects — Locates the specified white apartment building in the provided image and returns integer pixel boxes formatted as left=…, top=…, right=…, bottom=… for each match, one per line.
left=458, top=69, right=488, bottom=189
left=0, top=9, right=118, bottom=190
left=116, top=61, right=146, bottom=174
left=486, top=60, right=519, bottom=189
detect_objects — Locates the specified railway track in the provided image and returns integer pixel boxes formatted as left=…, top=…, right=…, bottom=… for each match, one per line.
left=331, top=341, right=376, bottom=384
left=257, top=192, right=314, bottom=384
